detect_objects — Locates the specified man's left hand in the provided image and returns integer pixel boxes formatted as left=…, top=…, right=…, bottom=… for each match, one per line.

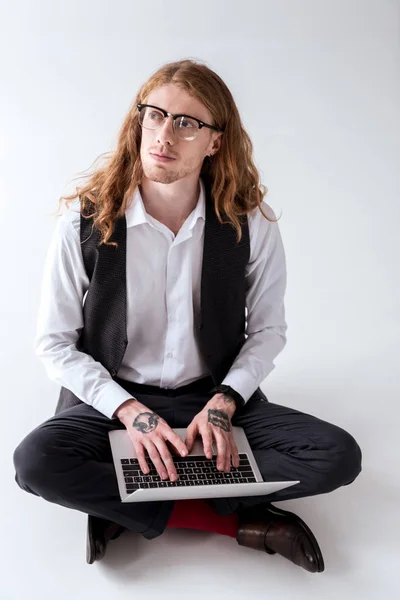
left=184, top=393, right=240, bottom=471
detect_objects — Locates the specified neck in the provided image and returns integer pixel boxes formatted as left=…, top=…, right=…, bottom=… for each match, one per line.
left=139, top=176, right=201, bottom=226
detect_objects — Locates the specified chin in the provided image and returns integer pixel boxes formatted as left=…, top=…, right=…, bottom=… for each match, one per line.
left=142, top=163, right=187, bottom=185
left=144, top=171, right=179, bottom=185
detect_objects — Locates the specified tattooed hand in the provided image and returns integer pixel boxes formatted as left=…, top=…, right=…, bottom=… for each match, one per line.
left=184, top=393, right=240, bottom=472
left=115, top=399, right=188, bottom=481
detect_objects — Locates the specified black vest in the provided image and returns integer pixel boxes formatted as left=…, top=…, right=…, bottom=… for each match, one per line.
left=55, top=175, right=264, bottom=415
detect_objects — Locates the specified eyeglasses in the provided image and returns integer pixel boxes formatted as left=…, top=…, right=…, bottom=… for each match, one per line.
left=137, top=103, right=223, bottom=141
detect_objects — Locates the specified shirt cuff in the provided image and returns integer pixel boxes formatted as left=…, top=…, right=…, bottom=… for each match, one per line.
left=221, top=370, right=259, bottom=406
left=92, top=380, right=138, bottom=420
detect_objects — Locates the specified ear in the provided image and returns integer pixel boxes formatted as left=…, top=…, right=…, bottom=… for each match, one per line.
left=209, top=131, right=223, bottom=156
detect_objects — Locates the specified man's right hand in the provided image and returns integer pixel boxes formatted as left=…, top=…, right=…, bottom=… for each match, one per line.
left=115, top=399, right=188, bottom=481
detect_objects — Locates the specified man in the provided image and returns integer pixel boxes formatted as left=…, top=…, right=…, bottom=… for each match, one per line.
left=13, top=59, right=362, bottom=573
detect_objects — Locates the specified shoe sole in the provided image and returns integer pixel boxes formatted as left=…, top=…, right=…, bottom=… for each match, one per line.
left=86, top=516, right=96, bottom=564
left=86, top=515, right=105, bottom=564
left=266, top=505, right=325, bottom=572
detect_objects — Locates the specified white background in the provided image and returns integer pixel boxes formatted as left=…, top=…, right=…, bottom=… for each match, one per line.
left=1, top=0, right=399, bottom=597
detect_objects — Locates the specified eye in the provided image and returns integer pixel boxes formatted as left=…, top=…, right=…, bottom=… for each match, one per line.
left=149, top=110, right=163, bottom=121
left=178, top=117, right=196, bottom=129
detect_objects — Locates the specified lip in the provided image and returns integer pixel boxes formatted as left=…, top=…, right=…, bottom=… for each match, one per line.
left=150, top=153, right=176, bottom=162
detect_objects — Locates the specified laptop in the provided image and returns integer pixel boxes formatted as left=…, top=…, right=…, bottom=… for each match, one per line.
left=109, top=426, right=299, bottom=503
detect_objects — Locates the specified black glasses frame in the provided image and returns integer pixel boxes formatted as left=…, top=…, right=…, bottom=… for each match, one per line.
left=137, top=103, right=224, bottom=134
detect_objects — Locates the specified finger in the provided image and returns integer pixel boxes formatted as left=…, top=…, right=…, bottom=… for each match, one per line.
left=142, top=440, right=169, bottom=480
left=167, top=429, right=189, bottom=456
left=152, top=437, right=178, bottom=481
left=224, top=437, right=237, bottom=471
left=213, top=432, right=227, bottom=471
left=135, top=442, right=150, bottom=475
left=230, top=440, right=240, bottom=468
left=223, top=436, right=232, bottom=472
left=165, top=439, right=182, bottom=457
left=224, top=446, right=231, bottom=472
left=200, top=426, right=213, bottom=460
left=184, top=423, right=197, bottom=452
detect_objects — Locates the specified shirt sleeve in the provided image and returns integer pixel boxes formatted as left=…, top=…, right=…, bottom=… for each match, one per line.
left=34, top=212, right=136, bottom=420
left=221, top=202, right=288, bottom=403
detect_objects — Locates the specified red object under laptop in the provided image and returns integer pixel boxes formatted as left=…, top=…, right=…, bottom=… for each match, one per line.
left=167, top=499, right=238, bottom=537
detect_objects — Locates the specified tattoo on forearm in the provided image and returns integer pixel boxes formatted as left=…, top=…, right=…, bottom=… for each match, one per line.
left=208, top=409, right=231, bottom=432
left=132, top=412, right=160, bottom=433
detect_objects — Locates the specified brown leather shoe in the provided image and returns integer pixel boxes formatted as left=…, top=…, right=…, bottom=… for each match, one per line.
left=86, top=515, right=127, bottom=564
left=237, top=504, right=325, bottom=573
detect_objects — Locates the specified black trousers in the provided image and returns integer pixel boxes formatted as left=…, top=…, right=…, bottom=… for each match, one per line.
left=13, top=376, right=362, bottom=540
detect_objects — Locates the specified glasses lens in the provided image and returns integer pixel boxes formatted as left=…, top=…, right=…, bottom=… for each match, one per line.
left=139, top=106, right=199, bottom=140
left=175, top=116, right=199, bottom=141
left=139, top=107, right=164, bottom=129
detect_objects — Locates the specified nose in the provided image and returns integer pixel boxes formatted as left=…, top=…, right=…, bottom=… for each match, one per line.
left=156, top=116, right=176, bottom=146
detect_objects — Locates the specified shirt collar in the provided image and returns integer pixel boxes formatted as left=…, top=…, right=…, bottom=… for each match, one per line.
left=125, top=176, right=206, bottom=230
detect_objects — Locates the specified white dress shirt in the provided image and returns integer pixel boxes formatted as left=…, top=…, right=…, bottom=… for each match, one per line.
left=35, top=177, right=287, bottom=420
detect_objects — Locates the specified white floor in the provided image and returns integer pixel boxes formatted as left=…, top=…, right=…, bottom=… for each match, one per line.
left=2, top=484, right=396, bottom=600
left=4, top=371, right=399, bottom=600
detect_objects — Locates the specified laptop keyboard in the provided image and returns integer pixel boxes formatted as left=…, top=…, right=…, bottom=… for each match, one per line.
left=121, top=453, right=257, bottom=494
